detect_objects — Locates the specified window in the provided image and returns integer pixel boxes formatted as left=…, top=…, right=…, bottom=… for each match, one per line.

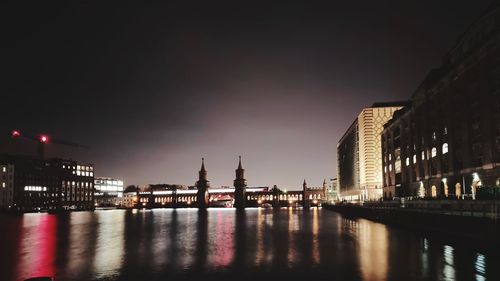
left=432, top=132, right=437, bottom=141
left=421, top=151, right=425, bottom=160
left=389, top=154, right=392, bottom=161
left=405, top=157, right=410, bottom=166
left=413, top=155, right=417, bottom=164
left=431, top=147, right=437, bottom=158
left=384, top=166, right=387, bottom=173
left=442, top=143, right=449, bottom=154
left=2, top=167, right=5, bottom=173
left=389, top=164, right=392, bottom=171
left=443, top=127, right=448, bottom=135
left=2, top=182, right=5, bottom=188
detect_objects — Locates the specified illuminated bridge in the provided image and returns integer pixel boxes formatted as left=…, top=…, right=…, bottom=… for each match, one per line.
left=135, top=157, right=327, bottom=209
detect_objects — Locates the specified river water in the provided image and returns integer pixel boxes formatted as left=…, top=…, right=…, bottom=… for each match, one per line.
left=0, top=208, right=498, bottom=281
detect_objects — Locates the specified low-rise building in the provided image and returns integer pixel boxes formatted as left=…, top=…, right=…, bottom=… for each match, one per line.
left=0, top=154, right=94, bottom=212
left=94, top=177, right=124, bottom=207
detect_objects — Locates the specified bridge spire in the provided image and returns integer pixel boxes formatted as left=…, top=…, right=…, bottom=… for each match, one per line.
left=196, top=157, right=210, bottom=209
left=302, top=179, right=310, bottom=209
left=234, top=155, right=247, bottom=209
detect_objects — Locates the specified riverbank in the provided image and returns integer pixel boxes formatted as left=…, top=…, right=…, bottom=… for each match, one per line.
left=323, top=202, right=500, bottom=249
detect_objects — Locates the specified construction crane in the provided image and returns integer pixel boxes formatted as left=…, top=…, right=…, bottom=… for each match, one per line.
left=11, top=130, right=90, bottom=159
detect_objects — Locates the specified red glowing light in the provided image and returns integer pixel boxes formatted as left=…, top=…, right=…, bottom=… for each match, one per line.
left=40, top=135, right=49, bottom=143
left=12, top=130, right=21, bottom=137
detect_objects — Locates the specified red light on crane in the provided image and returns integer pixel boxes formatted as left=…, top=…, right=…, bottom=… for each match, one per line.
left=40, top=135, right=49, bottom=143
left=12, top=130, right=21, bottom=137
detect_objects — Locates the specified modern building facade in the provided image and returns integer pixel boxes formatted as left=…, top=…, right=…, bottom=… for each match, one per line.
left=94, top=177, right=124, bottom=207
left=337, top=103, right=408, bottom=201
left=327, top=177, right=339, bottom=202
left=0, top=154, right=94, bottom=211
left=381, top=3, right=500, bottom=200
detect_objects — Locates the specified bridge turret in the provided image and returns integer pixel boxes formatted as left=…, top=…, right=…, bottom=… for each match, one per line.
left=302, top=179, right=310, bottom=209
left=234, top=156, right=247, bottom=209
left=196, top=158, right=210, bottom=209
left=322, top=178, right=328, bottom=200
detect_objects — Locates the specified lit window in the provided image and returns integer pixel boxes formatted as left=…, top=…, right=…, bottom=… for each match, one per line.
left=422, top=151, right=425, bottom=160
left=442, top=143, right=449, bottom=154
left=2, top=167, right=6, bottom=173
left=2, top=182, right=6, bottom=188
left=443, top=127, right=448, bottom=135
left=431, top=147, right=437, bottom=158
left=432, top=132, right=436, bottom=141
left=389, top=164, right=392, bottom=171
left=413, top=155, right=417, bottom=164
left=405, top=157, right=410, bottom=166
left=384, top=166, right=387, bottom=173
left=389, top=154, right=392, bottom=161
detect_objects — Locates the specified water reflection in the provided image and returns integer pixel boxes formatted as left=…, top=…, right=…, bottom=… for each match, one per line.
left=0, top=209, right=499, bottom=281
left=347, top=218, right=389, bottom=281
left=94, top=210, right=125, bottom=279
left=17, top=214, right=57, bottom=280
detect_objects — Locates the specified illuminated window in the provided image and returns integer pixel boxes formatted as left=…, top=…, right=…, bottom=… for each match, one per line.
left=2, top=167, right=6, bottom=172
left=421, top=151, right=425, bottom=160
left=431, top=147, right=437, bottom=158
left=413, top=155, right=417, bottom=164
left=443, top=127, right=448, bottom=135
left=384, top=166, right=387, bottom=173
left=405, top=157, right=410, bottom=166
left=432, top=132, right=436, bottom=141
left=442, top=143, right=449, bottom=154
left=2, top=182, right=5, bottom=188
left=389, top=164, right=392, bottom=171
left=389, top=154, right=392, bottom=161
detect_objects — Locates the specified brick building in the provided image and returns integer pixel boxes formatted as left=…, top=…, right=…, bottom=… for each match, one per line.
left=381, top=3, right=500, bottom=199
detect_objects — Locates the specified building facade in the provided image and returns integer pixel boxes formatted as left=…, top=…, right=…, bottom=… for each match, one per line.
left=381, top=3, right=500, bottom=200
left=327, top=177, right=339, bottom=202
left=337, top=103, right=407, bottom=201
left=94, top=177, right=124, bottom=207
left=0, top=154, right=94, bottom=212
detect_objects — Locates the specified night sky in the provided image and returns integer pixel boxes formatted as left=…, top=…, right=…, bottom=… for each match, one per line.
left=1, top=1, right=492, bottom=189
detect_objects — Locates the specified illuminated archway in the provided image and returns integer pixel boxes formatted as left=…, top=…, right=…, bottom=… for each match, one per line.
left=431, top=185, right=437, bottom=198
left=455, top=183, right=462, bottom=198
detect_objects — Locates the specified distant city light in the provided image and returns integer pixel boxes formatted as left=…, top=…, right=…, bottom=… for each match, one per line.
left=11, top=130, right=21, bottom=137
left=40, top=135, right=49, bottom=143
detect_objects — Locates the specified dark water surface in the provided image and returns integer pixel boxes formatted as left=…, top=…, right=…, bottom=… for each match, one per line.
left=1, top=208, right=498, bottom=281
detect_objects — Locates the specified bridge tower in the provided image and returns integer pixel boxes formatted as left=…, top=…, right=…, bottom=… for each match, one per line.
left=322, top=178, right=328, bottom=201
left=302, top=179, right=310, bottom=209
left=233, top=156, right=247, bottom=209
left=272, top=185, right=280, bottom=208
left=196, top=158, right=210, bottom=209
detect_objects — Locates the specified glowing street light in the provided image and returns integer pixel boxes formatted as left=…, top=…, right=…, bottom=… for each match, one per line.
left=40, top=135, right=49, bottom=143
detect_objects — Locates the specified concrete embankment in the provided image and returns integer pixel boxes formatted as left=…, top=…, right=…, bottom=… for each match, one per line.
left=323, top=201, right=500, bottom=248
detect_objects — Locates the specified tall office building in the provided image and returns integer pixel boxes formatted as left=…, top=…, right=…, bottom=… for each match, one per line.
left=337, top=102, right=407, bottom=201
